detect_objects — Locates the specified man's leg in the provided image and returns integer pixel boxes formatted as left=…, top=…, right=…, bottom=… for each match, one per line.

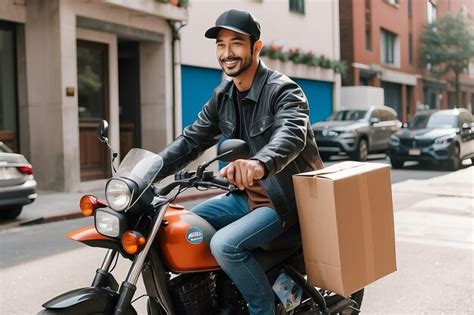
left=190, top=192, right=249, bottom=230
left=209, top=207, right=282, bottom=315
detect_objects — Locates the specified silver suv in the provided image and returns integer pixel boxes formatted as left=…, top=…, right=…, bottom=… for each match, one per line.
left=312, top=106, right=402, bottom=161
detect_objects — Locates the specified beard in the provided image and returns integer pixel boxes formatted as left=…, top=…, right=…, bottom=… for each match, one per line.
left=219, top=56, right=253, bottom=77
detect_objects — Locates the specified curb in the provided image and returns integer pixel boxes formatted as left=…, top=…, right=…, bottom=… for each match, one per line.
left=3, top=190, right=223, bottom=231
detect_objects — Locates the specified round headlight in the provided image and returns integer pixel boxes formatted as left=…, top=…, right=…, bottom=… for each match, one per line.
left=106, top=179, right=132, bottom=211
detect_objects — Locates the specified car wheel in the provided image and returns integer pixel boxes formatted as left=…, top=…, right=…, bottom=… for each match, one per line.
left=0, top=205, right=23, bottom=220
left=320, top=152, right=331, bottom=161
left=350, top=138, right=368, bottom=161
left=447, top=144, right=461, bottom=171
left=390, top=158, right=404, bottom=169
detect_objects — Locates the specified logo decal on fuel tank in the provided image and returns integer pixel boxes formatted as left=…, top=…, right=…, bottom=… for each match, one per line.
left=186, top=227, right=203, bottom=244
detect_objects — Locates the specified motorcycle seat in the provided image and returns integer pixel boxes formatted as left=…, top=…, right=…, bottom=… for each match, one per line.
left=254, top=225, right=303, bottom=271
left=259, top=224, right=301, bottom=252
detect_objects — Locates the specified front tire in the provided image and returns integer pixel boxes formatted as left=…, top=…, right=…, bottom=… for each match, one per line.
left=390, top=158, right=404, bottom=169
left=0, top=205, right=23, bottom=220
left=447, top=144, right=461, bottom=171
left=320, top=153, right=331, bottom=161
left=350, top=138, right=368, bottom=161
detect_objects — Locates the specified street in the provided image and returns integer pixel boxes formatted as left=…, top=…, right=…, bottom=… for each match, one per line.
left=0, top=156, right=472, bottom=314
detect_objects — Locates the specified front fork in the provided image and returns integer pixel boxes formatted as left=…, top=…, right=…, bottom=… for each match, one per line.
left=91, top=249, right=119, bottom=290
left=113, top=201, right=169, bottom=315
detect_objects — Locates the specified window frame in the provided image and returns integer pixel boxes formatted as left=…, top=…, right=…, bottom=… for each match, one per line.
left=381, top=29, right=397, bottom=66
left=289, top=0, right=305, bottom=15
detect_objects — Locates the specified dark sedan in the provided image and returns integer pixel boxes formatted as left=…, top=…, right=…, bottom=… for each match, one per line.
left=0, top=142, right=37, bottom=219
left=388, top=109, right=474, bottom=171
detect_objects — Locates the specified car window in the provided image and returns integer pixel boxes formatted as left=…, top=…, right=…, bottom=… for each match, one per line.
left=381, top=110, right=392, bottom=121
left=330, top=110, right=367, bottom=121
left=385, top=110, right=396, bottom=121
left=460, top=112, right=473, bottom=124
left=371, top=110, right=384, bottom=120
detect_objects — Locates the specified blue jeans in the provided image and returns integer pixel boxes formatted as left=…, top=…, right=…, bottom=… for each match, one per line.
left=191, top=193, right=283, bottom=315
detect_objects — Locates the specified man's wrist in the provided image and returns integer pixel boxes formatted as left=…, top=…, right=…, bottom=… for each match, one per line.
left=252, top=159, right=267, bottom=177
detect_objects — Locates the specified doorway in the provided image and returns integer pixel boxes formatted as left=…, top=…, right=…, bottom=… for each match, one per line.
left=0, top=21, right=18, bottom=152
left=118, top=41, right=141, bottom=158
left=77, top=39, right=109, bottom=181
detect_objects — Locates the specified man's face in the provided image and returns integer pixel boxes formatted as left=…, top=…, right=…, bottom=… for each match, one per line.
left=216, top=29, right=254, bottom=78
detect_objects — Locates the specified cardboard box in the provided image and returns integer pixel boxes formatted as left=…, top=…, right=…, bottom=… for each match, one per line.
left=292, top=161, right=396, bottom=297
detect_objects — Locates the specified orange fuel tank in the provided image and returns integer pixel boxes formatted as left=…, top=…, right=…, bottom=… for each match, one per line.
left=158, top=204, right=220, bottom=272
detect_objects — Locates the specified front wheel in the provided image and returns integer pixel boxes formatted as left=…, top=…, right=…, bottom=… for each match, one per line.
left=390, top=158, right=404, bottom=169
left=447, top=144, right=461, bottom=171
left=0, top=205, right=22, bottom=220
left=350, top=138, right=368, bottom=161
left=320, top=153, right=331, bottom=161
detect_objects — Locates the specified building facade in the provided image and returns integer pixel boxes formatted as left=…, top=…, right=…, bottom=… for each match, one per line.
left=178, top=0, right=341, bottom=132
left=0, top=0, right=187, bottom=191
left=339, top=0, right=474, bottom=123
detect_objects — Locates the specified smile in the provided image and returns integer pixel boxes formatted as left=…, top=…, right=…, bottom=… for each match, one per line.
left=223, top=59, right=240, bottom=67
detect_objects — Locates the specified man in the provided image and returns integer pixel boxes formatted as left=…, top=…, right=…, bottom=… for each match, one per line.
left=158, top=9, right=323, bottom=315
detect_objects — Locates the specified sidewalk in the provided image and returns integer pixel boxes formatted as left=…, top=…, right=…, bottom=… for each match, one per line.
left=392, top=166, right=473, bottom=198
left=6, top=185, right=221, bottom=229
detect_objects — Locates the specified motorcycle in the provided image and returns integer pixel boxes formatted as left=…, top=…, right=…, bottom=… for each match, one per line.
left=39, top=120, right=364, bottom=315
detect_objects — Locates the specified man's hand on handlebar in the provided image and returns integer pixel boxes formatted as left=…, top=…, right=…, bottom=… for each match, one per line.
left=219, top=159, right=265, bottom=190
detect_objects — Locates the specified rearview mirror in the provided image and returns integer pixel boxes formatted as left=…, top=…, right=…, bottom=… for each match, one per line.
left=369, top=117, right=381, bottom=125
left=217, top=139, right=250, bottom=162
left=97, top=120, right=109, bottom=143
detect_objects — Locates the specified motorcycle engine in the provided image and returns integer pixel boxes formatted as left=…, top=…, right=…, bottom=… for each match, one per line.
left=169, top=272, right=216, bottom=314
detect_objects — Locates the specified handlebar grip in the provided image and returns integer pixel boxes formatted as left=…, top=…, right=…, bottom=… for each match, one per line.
left=210, top=176, right=230, bottom=187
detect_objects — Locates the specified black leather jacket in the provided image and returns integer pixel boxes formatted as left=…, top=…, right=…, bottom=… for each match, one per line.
left=158, top=61, right=324, bottom=229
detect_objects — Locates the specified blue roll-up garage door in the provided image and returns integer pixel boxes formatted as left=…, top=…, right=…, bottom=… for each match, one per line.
left=181, top=66, right=333, bottom=127
left=292, top=78, right=333, bottom=123
left=181, top=65, right=222, bottom=129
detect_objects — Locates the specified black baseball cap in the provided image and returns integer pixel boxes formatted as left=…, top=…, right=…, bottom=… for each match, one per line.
left=205, top=9, right=261, bottom=40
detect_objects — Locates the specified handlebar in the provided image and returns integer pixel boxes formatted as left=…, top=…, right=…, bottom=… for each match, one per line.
left=153, top=171, right=236, bottom=197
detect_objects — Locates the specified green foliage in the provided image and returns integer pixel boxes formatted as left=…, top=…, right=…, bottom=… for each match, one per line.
left=261, top=44, right=346, bottom=75
left=419, top=13, right=474, bottom=106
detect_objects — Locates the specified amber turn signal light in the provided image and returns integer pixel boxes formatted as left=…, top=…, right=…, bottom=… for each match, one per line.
left=121, top=231, right=146, bottom=255
left=80, top=195, right=108, bottom=217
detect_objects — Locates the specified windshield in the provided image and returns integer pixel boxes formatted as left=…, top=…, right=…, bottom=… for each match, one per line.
left=409, top=113, right=459, bottom=130
left=115, top=148, right=163, bottom=185
left=329, top=110, right=367, bottom=121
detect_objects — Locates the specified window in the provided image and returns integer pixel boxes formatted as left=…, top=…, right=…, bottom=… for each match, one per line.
left=365, top=0, right=372, bottom=50
left=408, top=0, right=412, bottom=17
left=459, top=112, right=472, bottom=125
left=427, top=0, right=436, bottom=23
left=381, top=29, right=397, bottom=65
left=365, top=30, right=372, bottom=51
left=385, top=0, right=399, bottom=8
left=383, top=110, right=397, bottom=121
left=408, top=33, right=413, bottom=64
left=289, top=0, right=305, bottom=15
left=371, top=110, right=384, bottom=121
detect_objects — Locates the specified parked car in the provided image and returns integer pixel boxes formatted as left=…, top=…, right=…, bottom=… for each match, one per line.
left=388, top=108, right=474, bottom=171
left=312, top=106, right=402, bottom=161
left=0, top=142, right=37, bottom=219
